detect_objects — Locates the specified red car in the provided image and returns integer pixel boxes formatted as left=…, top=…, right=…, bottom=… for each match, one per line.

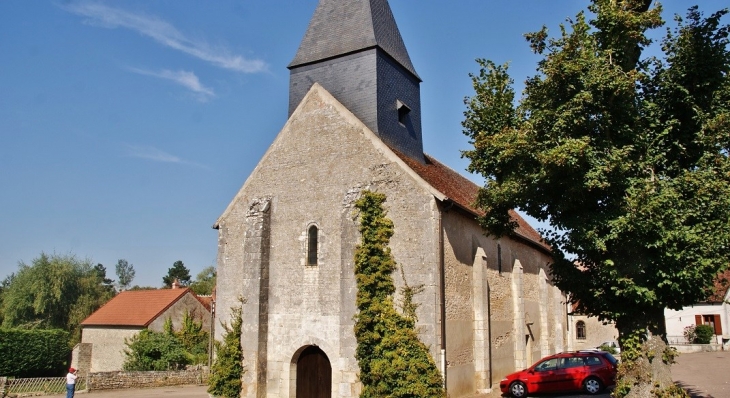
left=500, top=351, right=618, bottom=397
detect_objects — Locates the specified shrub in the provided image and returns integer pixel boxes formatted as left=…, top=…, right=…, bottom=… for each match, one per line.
left=207, top=299, right=245, bottom=398
left=0, top=329, right=70, bottom=377
left=123, top=329, right=189, bottom=371
left=683, top=325, right=697, bottom=344
left=599, top=343, right=618, bottom=355
left=693, top=324, right=714, bottom=344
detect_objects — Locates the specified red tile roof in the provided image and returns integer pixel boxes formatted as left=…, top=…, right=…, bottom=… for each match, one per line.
left=706, top=269, right=730, bottom=303
left=396, top=152, right=549, bottom=251
left=81, top=288, right=193, bottom=327
left=195, top=295, right=213, bottom=311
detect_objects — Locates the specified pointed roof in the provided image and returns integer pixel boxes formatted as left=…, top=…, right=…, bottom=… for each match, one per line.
left=288, top=0, right=420, bottom=80
left=80, top=288, right=200, bottom=327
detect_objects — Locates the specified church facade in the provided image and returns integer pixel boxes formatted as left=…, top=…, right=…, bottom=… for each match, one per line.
left=213, top=1, right=569, bottom=397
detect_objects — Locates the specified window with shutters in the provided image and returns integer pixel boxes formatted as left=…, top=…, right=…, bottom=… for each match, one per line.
left=695, top=314, right=723, bottom=335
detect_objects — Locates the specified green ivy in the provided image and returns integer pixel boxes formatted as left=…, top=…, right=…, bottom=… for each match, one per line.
left=207, top=298, right=245, bottom=398
left=353, top=191, right=445, bottom=398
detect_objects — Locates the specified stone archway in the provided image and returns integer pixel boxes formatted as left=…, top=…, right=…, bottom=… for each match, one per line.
left=295, top=346, right=331, bottom=398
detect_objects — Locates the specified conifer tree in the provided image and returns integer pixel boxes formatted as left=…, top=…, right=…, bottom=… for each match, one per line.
left=353, top=191, right=445, bottom=398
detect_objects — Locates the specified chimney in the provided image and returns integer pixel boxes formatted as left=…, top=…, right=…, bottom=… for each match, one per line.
left=172, top=279, right=181, bottom=289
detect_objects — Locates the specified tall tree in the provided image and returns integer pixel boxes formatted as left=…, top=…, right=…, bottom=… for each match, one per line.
left=115, top=259, right=135, bottom=291
left=1, top=253, right=115, bottom=345
left=190, top=266, right=216, bottom=295
left=163, top=260, right=191, bottom=288
left=353, top=191, right=445, bottom=398
left=94, top=263, right=115, bottom=293
left=462, top=1, right=729, bottom=396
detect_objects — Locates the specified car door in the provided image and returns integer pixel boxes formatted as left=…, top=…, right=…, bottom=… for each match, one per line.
left=558, top=356, right=588, bottom=391
left=526, top=357, right=562, bottom=394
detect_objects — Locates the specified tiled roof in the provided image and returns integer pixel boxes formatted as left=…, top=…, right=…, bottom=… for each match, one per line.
left=396, top=151, right=549, bottom=251
left=289, top=0, right=419, bottom=79
left=81, top=288, right=192, bottom=327
left=195, top=295, right=213, bottom=312
left=706, top=269, right=730, bottom=303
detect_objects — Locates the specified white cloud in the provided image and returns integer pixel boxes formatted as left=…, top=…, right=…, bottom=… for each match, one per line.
left=129, top=68, right=214, bottom=101
left=123, top=144, right=210, bottom=170
left=63, top=2, right=267, bottom=73
left=124, top=144, right=182, bottom=163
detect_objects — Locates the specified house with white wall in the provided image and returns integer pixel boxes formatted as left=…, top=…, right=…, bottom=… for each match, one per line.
left=665, top=270, right=730, bottom=347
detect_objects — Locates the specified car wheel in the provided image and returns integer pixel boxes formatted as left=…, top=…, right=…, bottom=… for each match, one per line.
left=509, top=381, right=527, bottom=398
left=583, top=376, right=602, bottom=395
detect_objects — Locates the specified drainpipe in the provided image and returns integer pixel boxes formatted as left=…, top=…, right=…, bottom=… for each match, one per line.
left=439, top=200, right=453, bottom=390
left=208, top=299, right=216, bottom=367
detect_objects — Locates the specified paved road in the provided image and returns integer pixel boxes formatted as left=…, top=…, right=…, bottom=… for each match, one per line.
left=55, top=351, right=726, bottom=398
left=672, top=351, right=730, bottom=398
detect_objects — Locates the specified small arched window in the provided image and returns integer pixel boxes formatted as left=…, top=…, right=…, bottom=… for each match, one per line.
left=576, top=321, right=586, bottom=340
left=307, top=225, right=318, bottom=266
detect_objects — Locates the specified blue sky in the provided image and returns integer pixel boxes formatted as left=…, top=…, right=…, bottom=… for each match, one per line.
left=1, top=1, right=726, bottom=287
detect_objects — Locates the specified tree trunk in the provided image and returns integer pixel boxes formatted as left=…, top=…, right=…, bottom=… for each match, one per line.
left=614, top=311, right=686, bottom=398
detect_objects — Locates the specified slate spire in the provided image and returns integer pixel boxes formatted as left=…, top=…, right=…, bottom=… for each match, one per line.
left=288, top=0, right=425, bottom=162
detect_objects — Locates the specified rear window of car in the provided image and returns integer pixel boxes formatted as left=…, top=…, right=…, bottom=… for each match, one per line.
left=584, top=356, right=603, bottom=365
left=600, top=353, right=618, bottom=365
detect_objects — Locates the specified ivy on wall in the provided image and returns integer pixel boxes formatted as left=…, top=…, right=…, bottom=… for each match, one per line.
left=353, top=191, right=445, bottom=398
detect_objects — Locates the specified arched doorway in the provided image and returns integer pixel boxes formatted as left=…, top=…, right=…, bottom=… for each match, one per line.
left=296, top=346, right=331, bottom=398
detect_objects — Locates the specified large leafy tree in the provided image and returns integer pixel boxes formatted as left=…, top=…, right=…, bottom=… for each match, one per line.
left=163, top=260, right=192, bottom=288
left=462, top=0, right=729, bottom=395
left=1, top=253, right=115, bottom=345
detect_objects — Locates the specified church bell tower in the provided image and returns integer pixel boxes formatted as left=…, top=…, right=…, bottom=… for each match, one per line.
left=288, top=0, right=425, bottom=162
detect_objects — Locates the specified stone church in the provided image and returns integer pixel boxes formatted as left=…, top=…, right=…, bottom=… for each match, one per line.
left=213, top=0, right=569, bottom=396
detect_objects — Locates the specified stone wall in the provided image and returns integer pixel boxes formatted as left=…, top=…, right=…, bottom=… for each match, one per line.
left=70, top=343, right=92, bottom=375
left=441, top=207, right=565, bottom=395
left=81, top=327, right=141, bottom=372
left=568, top=314, right=619, bottom=352
left=87, top=369, right=208, bottom=391
left=215, top=85, right=441, bottom=397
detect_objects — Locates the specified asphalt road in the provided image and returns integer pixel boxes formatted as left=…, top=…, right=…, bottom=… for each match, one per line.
left=51, top=351, right=727, bottom=398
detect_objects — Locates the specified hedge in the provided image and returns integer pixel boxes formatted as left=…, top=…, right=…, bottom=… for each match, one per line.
left=0, top=329, right=70, bottom=377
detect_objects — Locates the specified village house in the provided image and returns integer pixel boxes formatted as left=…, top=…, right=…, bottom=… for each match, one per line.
left=213, top=0, right=583, bottom=396
left=665, top=269, right=730, bottom=349
left=74, top=283, right=211, bottom=373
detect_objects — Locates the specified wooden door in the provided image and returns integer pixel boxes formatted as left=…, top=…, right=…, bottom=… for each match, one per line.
left=296, top=346, right=331, bottom=398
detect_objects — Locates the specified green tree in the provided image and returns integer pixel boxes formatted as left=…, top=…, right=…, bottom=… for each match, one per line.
left=115, top=259, right=136, bottom=291
left=208, top=298, right=245, bottom=398
left=1, top=253, right=115, bottom=345
left=123, top=329, right=189, bottom=371
left=94, top=263, right=115, bottom=292
left=0, top=273, right=14, bottom=325
left=176, top=310, right=209, bottom=364
left=353, top=191, right=445, bottom=398
left=190, top=266, right=216, bottom=295
left=462, top=1, right=729, bottom=395
left=163, top=260, right=192, bottom=288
